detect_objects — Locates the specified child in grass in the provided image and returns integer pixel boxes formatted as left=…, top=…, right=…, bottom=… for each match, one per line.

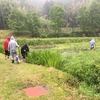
left=3, top=36, right=10, bottom=60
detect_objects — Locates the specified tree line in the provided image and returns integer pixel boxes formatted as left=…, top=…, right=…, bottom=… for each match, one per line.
left=0, top=0, right=100, bottom=37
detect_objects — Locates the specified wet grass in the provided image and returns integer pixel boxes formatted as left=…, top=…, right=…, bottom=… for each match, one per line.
left=0, top=53, right=85, bottom=100
left=0, top=52, right=99, bottom=100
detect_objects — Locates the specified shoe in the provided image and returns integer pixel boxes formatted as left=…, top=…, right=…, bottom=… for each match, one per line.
left=17, top=61, right=19, bottom=64
left=12, top=60, right=14, bottom=63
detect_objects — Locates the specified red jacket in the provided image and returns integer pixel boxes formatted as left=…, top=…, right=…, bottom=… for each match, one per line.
left=4, top=36, right=10, bottom=50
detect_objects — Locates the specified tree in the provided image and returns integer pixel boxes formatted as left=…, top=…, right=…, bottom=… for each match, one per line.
left=77, top=0, right=100, bottom=36
left=8, top=8, right=27, bottom=33
left=65, top=3, right=79, bottom=32
left=39, top=17, right=51, bottom=37
left=0, top=0, right=16, bottom=29
left=49, top=5, right=66, bottom=37
left=89, top=0, right=100, bottom=34
left=8, top=9, right=40, bottom=37
left=77, top=6, right=90, bottom=33
left=42, top=0, right=54, bottom=19
left=26, top=11, right=40, bottom=37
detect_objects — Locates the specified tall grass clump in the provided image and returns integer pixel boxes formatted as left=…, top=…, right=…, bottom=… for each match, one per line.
left=26, top=50, right=64, bottom=69
left=63, top=51, right=100, bottom=96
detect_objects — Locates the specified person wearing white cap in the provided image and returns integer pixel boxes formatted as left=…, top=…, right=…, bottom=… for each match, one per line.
left=8, top=36, right=19, bottom=63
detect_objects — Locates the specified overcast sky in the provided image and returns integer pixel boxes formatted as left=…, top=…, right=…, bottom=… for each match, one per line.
left=36, top=0, right=50, bottom=4
left=32, top=0, right=51, bottom=7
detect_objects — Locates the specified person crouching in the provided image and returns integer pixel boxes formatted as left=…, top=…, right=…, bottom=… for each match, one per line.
left=21, top=44, right=29, bottom=59
left=90, top=38, right=95, bottom=50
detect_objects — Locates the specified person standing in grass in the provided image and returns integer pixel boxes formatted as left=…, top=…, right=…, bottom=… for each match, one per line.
left=90, top=38, right=95, bottom=50
left=3, top=36, right=11, bottom=60
left=8, top=36, right=19, bottom=63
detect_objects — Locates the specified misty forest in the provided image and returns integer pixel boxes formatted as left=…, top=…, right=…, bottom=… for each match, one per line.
left=1, top=0, right=100, bottom=99
left=0, top=0, right=100, bottom=37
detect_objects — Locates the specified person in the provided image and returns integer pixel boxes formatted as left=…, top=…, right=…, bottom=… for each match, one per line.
left=90, top=38, right=95, bottom=50
left=21, top=44, right=29, bottom=59
left=8, top=36, right=19, bottom=63
left=3, top=36, right=10, bottom=60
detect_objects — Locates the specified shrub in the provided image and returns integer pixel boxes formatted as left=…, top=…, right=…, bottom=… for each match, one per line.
left=63, top=52, right=100, bottom=94
left=26, top=50, right=64, bottom=69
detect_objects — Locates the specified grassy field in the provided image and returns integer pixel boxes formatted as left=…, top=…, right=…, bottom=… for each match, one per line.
left=0, top=53, right=77, bottom=100
left=0, top=30, right=100, bottom=99
left=0, top=53, right=97, bottom=100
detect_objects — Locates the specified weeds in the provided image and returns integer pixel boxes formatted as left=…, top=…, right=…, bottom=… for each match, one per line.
left=26, top=50, right=64, bottom=69
left=26, top=50, right=100, bottom=98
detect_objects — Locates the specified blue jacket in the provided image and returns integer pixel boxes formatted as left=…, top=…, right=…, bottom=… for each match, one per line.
left=90, top=39, right=95, bottom=46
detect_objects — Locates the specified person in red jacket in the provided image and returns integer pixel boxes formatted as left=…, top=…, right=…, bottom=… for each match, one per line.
left=3, top=36, right=10, bottom=59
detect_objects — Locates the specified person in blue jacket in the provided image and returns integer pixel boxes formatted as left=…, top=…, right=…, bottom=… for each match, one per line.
left=90, top=38, right=95, bottom=50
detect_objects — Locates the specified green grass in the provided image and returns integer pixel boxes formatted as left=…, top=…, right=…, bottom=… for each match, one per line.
left=0, top=30, right=100, bottom=99
left=0, top=53, right=85, bottom=100
left=26, top=47, right=100, bottom=98
left=0, top=53, right=99, bottom=100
